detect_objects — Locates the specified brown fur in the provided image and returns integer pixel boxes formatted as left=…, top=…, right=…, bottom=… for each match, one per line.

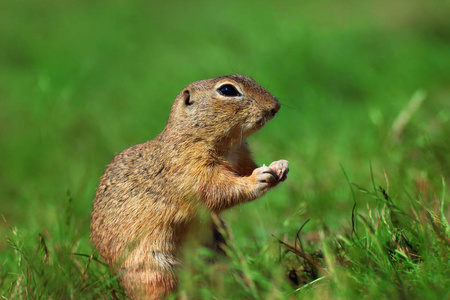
left=91, top=74, right=289, bottom=299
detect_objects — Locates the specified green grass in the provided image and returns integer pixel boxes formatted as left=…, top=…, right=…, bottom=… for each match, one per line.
left=1, top=0, right=450, bottom=299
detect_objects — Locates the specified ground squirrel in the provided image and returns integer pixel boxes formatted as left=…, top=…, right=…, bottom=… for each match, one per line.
left=91, top=74, right=289, bottom=299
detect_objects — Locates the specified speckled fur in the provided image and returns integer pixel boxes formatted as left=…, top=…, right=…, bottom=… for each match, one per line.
left=91, top=74, right=289, bottom=299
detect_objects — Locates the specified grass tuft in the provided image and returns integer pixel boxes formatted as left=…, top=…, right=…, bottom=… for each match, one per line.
left=1, top=196, right=126, bottom=299
left=279, top=180, right=450, bottom=299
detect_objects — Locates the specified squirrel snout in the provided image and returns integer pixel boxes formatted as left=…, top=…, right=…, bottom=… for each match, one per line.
left=270, top=99, right=281, bottom=117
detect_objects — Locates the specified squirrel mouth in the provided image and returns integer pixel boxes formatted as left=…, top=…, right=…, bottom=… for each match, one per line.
left=255, top=115, right=272, bottom=129
left=255, top=118, right=266, bottom=128
left=248, top=110, right=276, bottom=133
left=258, top=110, right=276, bottom=126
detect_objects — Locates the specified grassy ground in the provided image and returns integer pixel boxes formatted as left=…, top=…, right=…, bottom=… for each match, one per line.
left=1, top=0, right=450, bottom=299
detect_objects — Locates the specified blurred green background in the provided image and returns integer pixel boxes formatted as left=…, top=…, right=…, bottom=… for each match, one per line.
left=1, top=0, right=449, bottom=287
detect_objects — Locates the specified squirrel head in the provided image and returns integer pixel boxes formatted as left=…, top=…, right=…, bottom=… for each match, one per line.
left=165, top=74, right=280, bottom=147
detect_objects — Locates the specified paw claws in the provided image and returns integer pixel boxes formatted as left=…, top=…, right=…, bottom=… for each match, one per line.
left=252, top=160, right=289, bottom=191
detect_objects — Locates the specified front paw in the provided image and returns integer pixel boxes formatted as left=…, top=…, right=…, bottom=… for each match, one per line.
left=269, top=160, right=289, bottom=182
left=252, top=165, right=278, bottom=190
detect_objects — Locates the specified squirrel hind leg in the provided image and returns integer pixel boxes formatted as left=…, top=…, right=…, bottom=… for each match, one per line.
left=120, top=268, right=178, bottom=300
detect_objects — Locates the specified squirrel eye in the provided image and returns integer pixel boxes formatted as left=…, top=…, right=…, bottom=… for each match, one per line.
left=217, top=84, right=242, bottom=97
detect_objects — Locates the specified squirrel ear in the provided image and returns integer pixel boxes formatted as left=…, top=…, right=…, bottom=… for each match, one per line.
left=183, top=89, right=194, bottom=106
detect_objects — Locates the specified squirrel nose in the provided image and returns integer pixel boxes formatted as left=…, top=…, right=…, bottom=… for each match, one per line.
left=270, top=99, right=281, bottom=116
